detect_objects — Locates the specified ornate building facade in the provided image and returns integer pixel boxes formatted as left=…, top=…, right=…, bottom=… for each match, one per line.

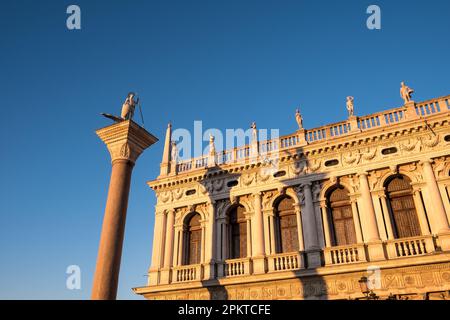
left=134, top=93, right=450, bottom=300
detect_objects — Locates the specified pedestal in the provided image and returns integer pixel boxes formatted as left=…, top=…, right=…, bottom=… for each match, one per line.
left=366, top=241, right=386, bottom=262
left=91, top=120, right=158, bottom=300
left=252, top=256, right=267, bottom=274
left=306, top=250, right=322, bottom=269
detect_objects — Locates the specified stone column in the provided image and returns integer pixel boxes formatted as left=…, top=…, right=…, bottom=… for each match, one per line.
left=252, top=192, right=266, bottom=274
left=246, top=217, right=252, bottom=257
left=320, top=201, right=332, bottom=248
left=301, top=183, right=321, bottom=268
left=160, top=209, right=175, bottom=284
left=263, top=209, right=275, bottom=255
left=293, top=204, right=305, bottom=251
left=203, top=202, right=216, bottom=279
left=92, top=120, right=158, bottom=300
left=349, top=197, right=363, bottom=243
left=411, top=186, right=431, bottom=236
left=371, top=191, right=388, bottom=241
left=148, top=211, right=165, bottom=285
left=379, top=194, right=395, bottom=239
left=172, top=226, right=181, bottom=266
left=216, top=217, right=226, bottom=277
left=421, top=160, right=450, bottom=234
left=357, top=172, right=385, bottom=261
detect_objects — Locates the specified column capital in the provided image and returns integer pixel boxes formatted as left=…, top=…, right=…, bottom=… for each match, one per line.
left=357, top=171, right=369, bottom=178
left=419, top=158, right=433, bottom=166
left=96, top=120, right=158, bottom=164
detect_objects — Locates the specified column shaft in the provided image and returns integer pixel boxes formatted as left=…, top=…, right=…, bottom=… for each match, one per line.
left=92, top=159, right=133, bottom=300
left=252, top=193, right=265, bottom=256
left=422, top=160, right=450, bottom=233
left=358, top=173, right=381, bottom=242
left=163, top=210, right=175, bottom=268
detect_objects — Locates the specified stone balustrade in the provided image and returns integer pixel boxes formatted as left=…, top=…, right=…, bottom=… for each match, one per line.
left=174, top=95, right=450, bottom=174
left=324, top=244, right=367, bottom=266
left=224, top=257, right=252, bottom=277
left=172, top=264, right=203, bottom=283
left=267, top=252, right=304, bottom=272
left=385, top=235, right=435, bottom=259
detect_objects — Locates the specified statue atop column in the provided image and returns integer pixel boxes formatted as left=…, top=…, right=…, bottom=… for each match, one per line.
left=346, top=96, right=354, bottom=117
left=295, top=109, right=303, bottom=130
left=121, top=92, right=139, bottom=120
left=400, top=82, right=414, bottom=104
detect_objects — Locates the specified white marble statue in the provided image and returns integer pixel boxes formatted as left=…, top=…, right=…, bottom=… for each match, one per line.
left=171, top=141, right=178, bottom=163
left=400, top=82, right=414, bottom=104
left=295, top=108, right=303, bottom=130
left=209, top=134, right=216, bottom=154
left=346, top=96, right=354, bottom=117
left=251, top=122, right=257, bottom=141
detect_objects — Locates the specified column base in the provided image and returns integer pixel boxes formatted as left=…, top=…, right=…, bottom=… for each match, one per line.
left=306, top=250, right=322, bottom=269
left=367, top=241, right=386, bottom=261
left=252, top=256, right=266, bottom=274
left=148, top=268, right=160, bottom=286
left=437, top=232, right=450, bottom=251
left=202, top=260, right=216, bottom=280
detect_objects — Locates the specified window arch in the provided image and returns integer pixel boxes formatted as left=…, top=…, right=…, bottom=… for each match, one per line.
left=274, top=196, right=299, bottom=253
left=327, top=186, right=357, bottom=246
left=228, top=205, right=247, bottom=259
left=385, top=175, right=421, bottom=238
left=183, top=213, right=202, bottom=265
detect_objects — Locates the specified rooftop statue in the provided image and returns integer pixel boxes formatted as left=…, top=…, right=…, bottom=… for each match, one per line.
left=295, top=108, right=303, bottom=130
left=251, top=122, right=257, bottom=141
left=400, top=82, right=414, bottom=104
left=209, top=134, right=216, bottom=154
left=346, top=96, right=354, bottom=117
left=171, top=141, right=178, bottom=163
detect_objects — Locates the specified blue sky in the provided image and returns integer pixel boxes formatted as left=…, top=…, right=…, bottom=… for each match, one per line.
left=0, top=0, right=449, bottom=299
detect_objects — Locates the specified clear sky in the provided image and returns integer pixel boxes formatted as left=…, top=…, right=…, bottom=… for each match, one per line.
left=0, top=0, right=449, bottom=299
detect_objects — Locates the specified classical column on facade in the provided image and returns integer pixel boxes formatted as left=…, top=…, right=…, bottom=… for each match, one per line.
left=252, top=192, right=266, bottom=274
left=349, top=196, right=364, bottom=243
left=215, top=216, right=227, bottom=277
left=148, top=211, right=166, bottom=285
left=436, top=177, right=450, bottom=224
left=420, top=160, right=450, bottom=233
left=160, top=209, right=175, bottom=284
left=263, top=208, right=276, bottom=255
left=293, top=203, right=305, bottom=252
left=370, top=189, right=389, bottom=241
left=319, top=200, right=332, bottom=248
left=299, top=183, right=321, bottom=268
left=377, top=192, right=395, bottom=240
left=411, top=184, right=431, bottom=236
left=312, top=182, right=325, bottom=249
left=92, top=120, right=157, bottom=300
left=203, top=201, right=216, bottom=280
left=420, top=160, right=450, bottom=250
left=246, top=216, right=253, bottom=258
left=357, top=172, right=385, bottom=261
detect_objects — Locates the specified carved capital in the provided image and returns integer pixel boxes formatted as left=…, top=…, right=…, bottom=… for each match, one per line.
left=96, top=120, right=158, bottom=164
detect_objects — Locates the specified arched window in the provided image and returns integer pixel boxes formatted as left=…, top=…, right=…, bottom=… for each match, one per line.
left=327, top=186, right=357, bottom=246
left=385, top=175, right=421, bottom=238
left=184, top=213, right=202, bottom=265
left=228, top=205, right=247, bottom=259
left=274, top=197, right=299, bottom=253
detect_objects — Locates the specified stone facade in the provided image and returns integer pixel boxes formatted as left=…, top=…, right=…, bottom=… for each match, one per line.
left=134, top=95, right=450, bottom=300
